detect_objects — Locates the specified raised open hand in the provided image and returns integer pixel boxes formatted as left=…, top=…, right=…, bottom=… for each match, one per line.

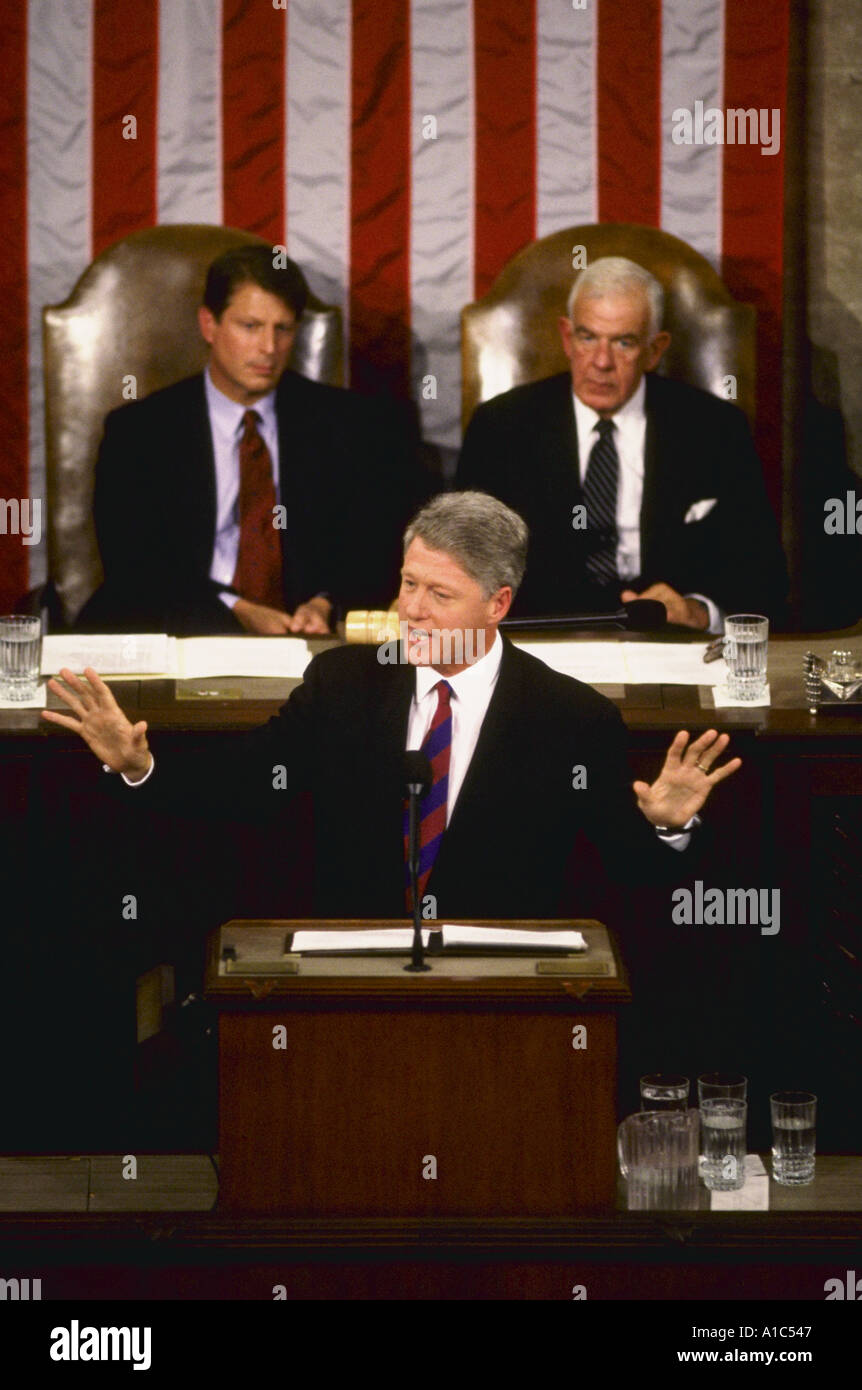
left=41, top=667, right=152, bottom=780
left=633, top=729, right=741, bottom=828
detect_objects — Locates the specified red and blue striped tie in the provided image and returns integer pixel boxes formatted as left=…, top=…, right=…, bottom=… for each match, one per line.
left=404, top=679, right=453, bottom=909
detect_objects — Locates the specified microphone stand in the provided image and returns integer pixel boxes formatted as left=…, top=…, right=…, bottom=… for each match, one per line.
left=404, top=777, right=431, bottom=973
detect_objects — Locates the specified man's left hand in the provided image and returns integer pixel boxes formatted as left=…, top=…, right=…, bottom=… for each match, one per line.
left=620, top=583, right=709, bottom=630
left=289, top=596, right=333, bottom=635
left=634, top=729, right=741, bottom=829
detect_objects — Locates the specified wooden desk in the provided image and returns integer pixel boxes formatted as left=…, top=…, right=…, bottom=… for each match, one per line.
left=0, top=1155, right=859, bottom=1299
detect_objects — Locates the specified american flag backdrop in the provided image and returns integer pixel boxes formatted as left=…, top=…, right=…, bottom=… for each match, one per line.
left=0, top=0, right=791, bottom=611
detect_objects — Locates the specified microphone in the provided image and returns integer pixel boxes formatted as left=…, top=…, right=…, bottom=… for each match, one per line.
left=501, top=598, right=667, bottom=633
left=402, top=752, right=433, bottom=973
left=403, top=750, right=432, bottom=798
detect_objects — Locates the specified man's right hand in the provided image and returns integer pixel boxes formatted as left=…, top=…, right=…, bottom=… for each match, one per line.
left=42, top=667, right=152, bottom=781
left=233, top=599, right=295, bottom=634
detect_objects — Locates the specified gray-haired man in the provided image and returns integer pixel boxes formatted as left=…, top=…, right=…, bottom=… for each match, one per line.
left=456, top=256, right=787, bottom=631
left=45, top=491, right=739, bottom=920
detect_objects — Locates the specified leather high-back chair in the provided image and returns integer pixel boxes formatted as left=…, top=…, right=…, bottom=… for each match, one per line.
left=43, top=224, right=344, bottom=628
left=462, top=222, right=755, bottom=432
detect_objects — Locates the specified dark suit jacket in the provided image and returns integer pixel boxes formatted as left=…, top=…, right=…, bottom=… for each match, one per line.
left=79, top=371, right=420, bottom=635
left=126, top=639, right=696, bottom=919
left=456, top=372, right=788, bottom=622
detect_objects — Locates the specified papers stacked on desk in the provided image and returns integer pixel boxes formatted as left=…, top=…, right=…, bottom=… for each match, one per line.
left=290, top=925, right=588, bottom=952
left=512, top=638, right=723, bottom=686
left=41, top=634, right=315, bottom=680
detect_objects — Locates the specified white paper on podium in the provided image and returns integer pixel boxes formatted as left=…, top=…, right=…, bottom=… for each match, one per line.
left=442, top=924, right=587, bottom=950
left=42, top=633, right=175, bottom=678
left=291, top=928, right=432, bottom=952
left=177, top=636, right=314, bottom=679
left=290, top=925, right=587, bottom=952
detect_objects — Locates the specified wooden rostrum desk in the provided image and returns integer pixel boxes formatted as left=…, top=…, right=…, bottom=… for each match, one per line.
left=3, top=627, right=862, bottom=1155
left=0, top=1161, right=859, bottom=1299
left=204, top=919, right=629, bottom=1216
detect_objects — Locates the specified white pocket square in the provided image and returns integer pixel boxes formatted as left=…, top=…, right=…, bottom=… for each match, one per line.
left=684, top=498, right=718, bottom=523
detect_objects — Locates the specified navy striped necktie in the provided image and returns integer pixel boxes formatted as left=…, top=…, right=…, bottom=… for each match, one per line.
left=404, top=679, right=453, bottom=910
left=583, top=416, right=619, bottom=587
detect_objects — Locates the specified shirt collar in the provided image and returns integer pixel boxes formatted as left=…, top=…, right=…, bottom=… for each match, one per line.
left=414, top=628, right=503, bottom=704
left=573, top=373, right=647, bottom=441
left=204, top=367, right=278, bottom=439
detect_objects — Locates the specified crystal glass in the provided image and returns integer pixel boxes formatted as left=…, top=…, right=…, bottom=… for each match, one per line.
left=0, top=616, right=42, bottom=701
left=700, top=1098, right=747, bottom=1191
left=724, top=615, right=768, bottom=701
left=639, top=1073, right=689, bottom=1112
left=771, top=1091, right=816, bottom=1186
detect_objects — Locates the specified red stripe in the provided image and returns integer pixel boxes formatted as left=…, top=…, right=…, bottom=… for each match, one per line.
left=222, top=0, right=286, bottom=242
left=92, top=0, right=158, bottom=256
left=0, top=7, right=28, bottom=608
left=349, top=0, right=411, bottom=395
left=420, top=805, right=447, bottom=846
left=473, top=0, right=536, bottom=299
left=596, top=0, right=661, bottom=225
left=721, top=0, right=790, bottom=513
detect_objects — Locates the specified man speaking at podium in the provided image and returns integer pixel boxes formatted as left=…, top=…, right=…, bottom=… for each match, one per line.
left=43, top=492, right=739, bottom=920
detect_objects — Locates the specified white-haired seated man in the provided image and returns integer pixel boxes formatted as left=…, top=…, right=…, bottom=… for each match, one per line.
left=457, top=255, right=787, bottom=633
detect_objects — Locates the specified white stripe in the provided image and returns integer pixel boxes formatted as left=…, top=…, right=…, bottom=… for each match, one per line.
left=409, top=0, right=474, bottom=448
left=661, top=0, right=725, bottom=269
left=285, top=1, right=351, bottom=360
left=536, top=0, right=597, bottom=238
left=27, top=0, right=93, bottom=591
left=157, top=0, right=222, bottom=224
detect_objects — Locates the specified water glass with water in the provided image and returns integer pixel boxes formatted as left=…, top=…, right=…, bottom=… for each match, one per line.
left=639, top=1073, right=689, bottom=1111
left=724, top=615, right=769, bottom=701
left=0, top=616, right=42, bottom=701
left=771, top=1091, right=816, bottom=1186
left=700, top=1098, right=747, bottom=1191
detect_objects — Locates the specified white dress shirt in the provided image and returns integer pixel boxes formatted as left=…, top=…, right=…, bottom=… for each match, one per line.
left=573, top=380, right=722, bottom=634
left=204, top=369, right=280, bottom=610
left=407, top=630, right=504, bottom=824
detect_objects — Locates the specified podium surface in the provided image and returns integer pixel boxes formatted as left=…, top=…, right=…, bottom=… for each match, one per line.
left=205, top=920, right=630, bottom=1217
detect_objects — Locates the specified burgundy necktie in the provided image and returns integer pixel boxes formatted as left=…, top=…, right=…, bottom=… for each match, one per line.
left=404, top=680, right=453, bottom=910
left=231, top=409, right=282, bottom=608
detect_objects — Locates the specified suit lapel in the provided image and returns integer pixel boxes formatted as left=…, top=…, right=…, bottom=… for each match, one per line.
left=183, top=376, right=218, bottom=572
left=639, top=374, right=682, bottom=581
left=542, top=374, right=583, bottom=506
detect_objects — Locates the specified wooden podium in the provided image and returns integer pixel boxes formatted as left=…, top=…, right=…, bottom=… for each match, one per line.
left=204, top=920, right=630, bottom=1217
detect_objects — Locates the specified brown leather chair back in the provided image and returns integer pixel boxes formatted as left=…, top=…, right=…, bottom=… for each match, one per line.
left=43, top=224, right=344, bottom=627
left=462, top=222, right=755, bottom=432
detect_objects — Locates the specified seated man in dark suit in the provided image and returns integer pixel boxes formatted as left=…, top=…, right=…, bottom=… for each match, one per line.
left=78, top=244, right=417, bottom=637
left=46, top=492, right=740, bottom=921
left=456, top=256, right=788, bottom=631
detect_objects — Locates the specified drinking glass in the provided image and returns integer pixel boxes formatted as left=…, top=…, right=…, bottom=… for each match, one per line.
left=770, top=1091, right=816, bottom=1186
left=639, top=1073, right=689, bottom=1112
left=700, top=1098, right=747, bottom=1191
left=724, top=615, right=769, bottom=701
left=0, top=616, right=42, bottom=701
